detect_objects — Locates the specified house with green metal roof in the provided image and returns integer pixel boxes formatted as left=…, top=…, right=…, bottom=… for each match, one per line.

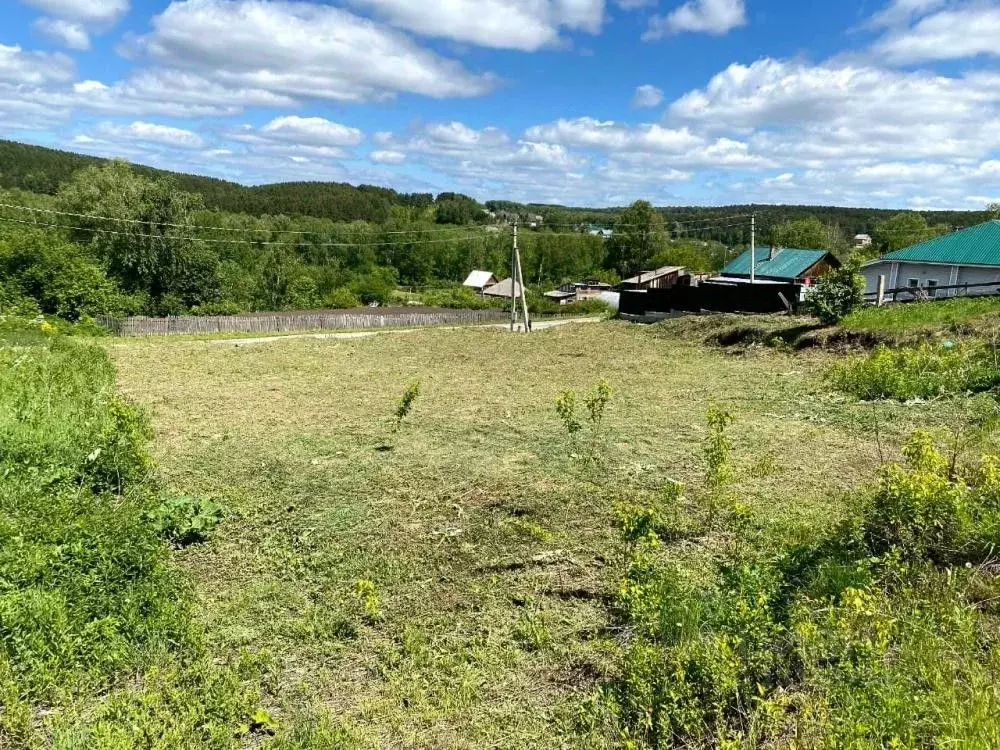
left=862, top=220, right=1000, bottom=299
left=718, top=247, right=840, bottom=284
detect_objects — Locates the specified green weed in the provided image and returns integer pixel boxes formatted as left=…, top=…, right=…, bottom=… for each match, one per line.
left=147, top=495, right=225, bottom=547
left=393, top=381, right=421, bottom=433
left=831, top=342, right=1000, bottom=401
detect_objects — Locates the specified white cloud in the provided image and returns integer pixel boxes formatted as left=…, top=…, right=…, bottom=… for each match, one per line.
left=20, top=0, right=129, bottom=25
left=868, top=0, right=948, bottom=28
left=224, top=117, right=367, bottom=161
left=873, top=5, right=1000, bottom=64
left=370, top=150, right=406, bottom=164
left=644, top=0, right=746, bottom=39
left=632, top=84, right=664, bottom=108
left=132, top=0, right=497, bottom=103
left=34, top=18, right=91, bottom=50
left=668, top=58, right=1000, bottom=165
left=260, top=116, right=364, bottom=148
left=344, top=0, right=605, bottom=50
left=73, top=79, right=107, bottom=94
left=0, top=43, right=74, bottom=86
left=97, top=120, right=206, bottom=149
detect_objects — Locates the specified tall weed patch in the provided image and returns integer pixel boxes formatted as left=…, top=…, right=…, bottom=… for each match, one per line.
left=0, top=332, right=264, bottom=746
left=597, top=424, right=1000, bottom=748
left=830, top=342, right=1000, bottom=401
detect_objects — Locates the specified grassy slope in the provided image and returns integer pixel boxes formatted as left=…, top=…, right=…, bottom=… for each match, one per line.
left=841, top=297, right=1000, bottom=335
left=105, top=320, right=983, bottom=747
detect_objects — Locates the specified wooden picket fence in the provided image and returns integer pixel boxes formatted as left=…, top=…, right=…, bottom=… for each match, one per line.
left=97, top=308, right=507, bottom=337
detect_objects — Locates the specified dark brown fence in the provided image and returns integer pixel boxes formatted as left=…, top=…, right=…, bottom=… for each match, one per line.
left=621, top=281, right=801, bottom=317
left=97, top=307, right=507, bottom=337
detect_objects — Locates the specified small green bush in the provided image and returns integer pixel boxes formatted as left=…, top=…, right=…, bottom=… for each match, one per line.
left=803, top=264, right=866, bottom=325
left=324, top=287, right=362, bottom=309
left=147, top=495, right=225, bottom=546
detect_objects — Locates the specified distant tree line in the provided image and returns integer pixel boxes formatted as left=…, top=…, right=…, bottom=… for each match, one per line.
left=0, top=139, right=992, bottom=321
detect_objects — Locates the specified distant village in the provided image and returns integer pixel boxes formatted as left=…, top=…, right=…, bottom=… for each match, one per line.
left=463, top=218, right=1000, bottom=318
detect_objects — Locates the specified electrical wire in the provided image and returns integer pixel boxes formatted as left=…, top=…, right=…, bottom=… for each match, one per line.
left=0, top=201, right=508, bottom=238
left=0, top=214, right=493, bottom=249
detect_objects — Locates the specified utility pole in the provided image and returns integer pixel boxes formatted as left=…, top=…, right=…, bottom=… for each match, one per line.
left=510, top=223, right=518, bottom=332
left=515, top=235, right=530, bottom=333
left=750, top=213, right=756, bottom=284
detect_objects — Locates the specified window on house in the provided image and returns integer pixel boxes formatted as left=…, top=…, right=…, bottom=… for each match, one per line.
left=907, top=278, right=919, bottom=288
left=926, top=279, right=938, bottom=297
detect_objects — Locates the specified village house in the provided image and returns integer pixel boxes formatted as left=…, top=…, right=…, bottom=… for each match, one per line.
left=462, top=270, right=499, bottom=295
left=482, top=277, right=524, bottom=299
left=862, top=220, right=1000, bottom=299
left=716, top=247, right=840, bottom=285
left=543, top=280, right=614, bottom=305
left=619, top=266, right=687, bottom=291
left=854, top=233, right=873, bottom=249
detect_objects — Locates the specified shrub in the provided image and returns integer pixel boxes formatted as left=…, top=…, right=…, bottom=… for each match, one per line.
left=803, top=264, right=866, bottom=325
left=324, top=287, right=362, bottom=309
left=0, top=334, right=190, bottom=705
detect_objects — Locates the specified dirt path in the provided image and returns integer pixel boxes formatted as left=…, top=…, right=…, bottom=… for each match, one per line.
left=208, top=316, right=602, bottom=347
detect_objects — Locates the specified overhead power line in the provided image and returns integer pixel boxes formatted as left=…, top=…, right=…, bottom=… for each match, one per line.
left=0, top=214, right=492, bottom=249
left=0, top=201, right=505, bottom=238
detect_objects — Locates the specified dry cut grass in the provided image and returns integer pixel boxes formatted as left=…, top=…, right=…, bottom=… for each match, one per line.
left=107, top=320, right=975, bottom=748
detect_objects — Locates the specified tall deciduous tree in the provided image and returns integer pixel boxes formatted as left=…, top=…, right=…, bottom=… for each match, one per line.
left=873, top=212, right=949, bottom=253
left=57, top=161, right=218, bottom=313
left=770, top=217, right=828, bottom=250
left=606, top=200, right=666, bottom=277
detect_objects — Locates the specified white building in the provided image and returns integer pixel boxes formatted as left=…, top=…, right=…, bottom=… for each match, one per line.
left=861, top=221, right=1000, bottom=299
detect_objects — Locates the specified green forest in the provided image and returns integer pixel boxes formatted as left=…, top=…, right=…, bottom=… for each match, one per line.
left=0, top=138, right=992, bottom=320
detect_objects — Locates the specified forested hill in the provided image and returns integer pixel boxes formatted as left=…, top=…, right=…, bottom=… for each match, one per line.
left=0, top=138, right=990, bottom=231
left=0, top=139, right=432, bottom=223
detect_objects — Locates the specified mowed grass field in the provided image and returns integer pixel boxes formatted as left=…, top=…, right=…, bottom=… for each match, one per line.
left=106, top=320, right=975, bottom=748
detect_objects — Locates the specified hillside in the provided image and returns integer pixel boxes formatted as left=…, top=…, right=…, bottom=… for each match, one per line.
left=0, top=139, right=432, bottom=223
left=0, top=139, right=991, bottom=232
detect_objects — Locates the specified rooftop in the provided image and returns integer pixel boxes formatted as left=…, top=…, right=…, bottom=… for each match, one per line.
left=622, top=266, right=685, bottom=284
left=482, top=278, right=524, bottom=298
left=463, top=270, right=497, bottom=288
left=865, top=220, right=1000, bottom=268
left=720, top=248, right=835, bottom=280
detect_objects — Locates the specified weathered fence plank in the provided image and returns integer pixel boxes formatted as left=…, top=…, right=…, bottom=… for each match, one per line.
left=96, top=308, right=507, bottom=337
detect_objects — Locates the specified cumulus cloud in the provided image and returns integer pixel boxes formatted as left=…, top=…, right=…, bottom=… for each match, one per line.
left=632, top=84, right=664, bottom=108
left=370, top=150, right=406, bottom=164
left=21, top=0, right=129, bottom=50
left=131, top=0, right=497, bottom=104
left=224, top=117, right=366, bottom=161
left=34, top=18, right=91, bottom=50
left=20, top=0, right=130, bottom=25
left=344, top=0, right=605, bottom=50
left=873, top=5, right=1000, bottom=64
left=868, top=0, right=948, bottom=28
left=259, top=116, right=364, bottom=148
left=668, top=58, right=1000, bottom=164
left=643, top=0, right=746, bottom=39
left=96, top=120, right=205, bottom=149
left=0, top=44, right=74, bottom=85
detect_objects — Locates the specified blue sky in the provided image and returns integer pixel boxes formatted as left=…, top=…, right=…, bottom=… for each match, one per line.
left=2, top=0, right=1000, bottom=208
